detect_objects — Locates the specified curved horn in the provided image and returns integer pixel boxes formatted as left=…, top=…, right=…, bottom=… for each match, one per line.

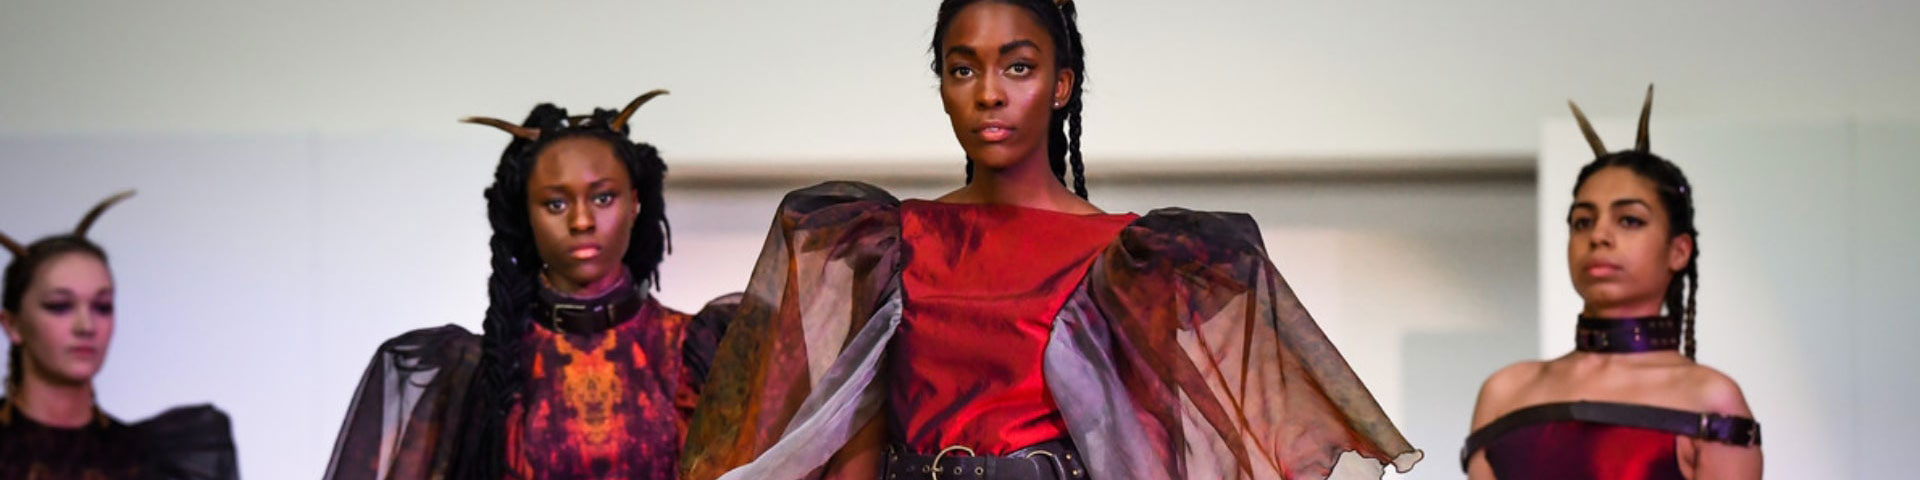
left=460, top=116, right=542, bottom=141
left=74, top=190, right=136, bottom=238
left=610, top=89, right=670, bottom=133
left=1635, top=84, right=1654, bottom=152
left=0, top=230, right=24, bottom=257
left=1568, top=100, right=1608, bottom=157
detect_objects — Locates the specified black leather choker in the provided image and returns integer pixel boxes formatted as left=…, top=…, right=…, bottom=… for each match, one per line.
left=1575, top=315, right=1682, bottom=353
left=532, top=278, right=648, bottom=336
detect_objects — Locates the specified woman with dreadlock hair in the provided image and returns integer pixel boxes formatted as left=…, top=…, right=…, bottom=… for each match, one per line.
left=323, top=91, right=734, bottom=480
left=679, top=1, right=1420, bottom=479
left=1464, top=87, right=1762, bottom=480
left=0, top=191, right=239, bottom=479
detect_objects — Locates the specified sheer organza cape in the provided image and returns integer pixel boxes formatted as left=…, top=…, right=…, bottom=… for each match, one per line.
left=681, top=182, right=1421, bottom=480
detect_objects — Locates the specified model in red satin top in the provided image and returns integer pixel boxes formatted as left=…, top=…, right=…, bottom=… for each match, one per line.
left=680, top=2, right=1420, bottom=478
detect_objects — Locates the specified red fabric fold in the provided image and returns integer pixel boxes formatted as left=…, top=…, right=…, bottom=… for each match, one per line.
left=891, top=200, right=1137, bottom=454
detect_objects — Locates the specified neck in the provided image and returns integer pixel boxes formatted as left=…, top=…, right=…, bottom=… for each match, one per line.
left=542, top=269, right=627, bottom=299
left=1565, top=349, right=1688, bottom=367
left=960, top=154, right=1079, bottom=211
left=12, top=376, right=97, bottom=428
left=1580, top=301, right=1663, bottom=319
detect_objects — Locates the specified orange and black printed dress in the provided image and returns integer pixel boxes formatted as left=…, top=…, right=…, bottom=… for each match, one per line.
left=324, top=272, right=733, bottom=479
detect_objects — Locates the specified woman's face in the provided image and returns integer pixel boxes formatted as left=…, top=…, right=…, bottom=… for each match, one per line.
left=939, top=1, right=1074, bottom=172
left=526, top=136, right=640, bottom=294
left=2, top=252, right=115, bottom=386
left=1566, top=166, right=1692, bottom=316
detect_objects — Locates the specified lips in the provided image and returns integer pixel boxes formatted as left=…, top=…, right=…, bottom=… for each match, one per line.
left=570, top=244, right=601, bottom=260
left=975, top=121, right=1014, bottom=143
left=68, top=346, right=100, bottom=358
left=1584, top=261, right=1622, bottom=277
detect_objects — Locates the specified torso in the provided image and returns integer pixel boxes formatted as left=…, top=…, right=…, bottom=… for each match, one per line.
left=887, top=199, right=1135, bottom=455
left=0, top=398, right=143, bottom=480
left=504, top=297, right=696, bottom=479
left=1472, top=352, right=1747, bottom=479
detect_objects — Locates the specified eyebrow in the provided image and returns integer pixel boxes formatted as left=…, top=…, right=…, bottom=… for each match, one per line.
left=1611, top=199, right=1651, bottom=210
left=945, top=39, right=1042, bottom=59
left=536, top=178, right=615, bottom=193
left=999, top=39, right=1040, bottom=55
left=1568, top=198, right=1651, bottom=214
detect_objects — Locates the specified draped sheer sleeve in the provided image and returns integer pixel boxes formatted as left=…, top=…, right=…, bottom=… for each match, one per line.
left=323, top=325, right=482, bottom=480
left=679, top=181, right=904, bottom=480
left=1085, top=208, right=1422, bottom=479
left=132, top=404, right=239, bottom=480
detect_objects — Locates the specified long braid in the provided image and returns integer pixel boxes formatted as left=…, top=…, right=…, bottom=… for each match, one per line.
left=1067, top=106, right=1086, bottom=198
left=450, top=120, right=545, bottom=479
left=1683, top=252, right=1699, bottom=360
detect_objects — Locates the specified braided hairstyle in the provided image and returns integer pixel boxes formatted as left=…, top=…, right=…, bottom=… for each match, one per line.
left=932, top=0, right=1090, bottom=198
left=1568, top=86, right=1700, bottom=359
left=449, top=96, right=671, bottom=479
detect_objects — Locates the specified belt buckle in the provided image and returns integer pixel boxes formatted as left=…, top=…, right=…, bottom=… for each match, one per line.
left=550, top=303, right=591, bottom=332
left=1024, top=449, right=1071, bottom=479
left=930, top=445, right=975, bottom=480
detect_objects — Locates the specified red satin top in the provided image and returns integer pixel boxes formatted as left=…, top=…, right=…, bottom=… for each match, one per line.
left=1483, top=421, right=1684, bottom=480
left=890, top=200, right=1137, bottom=455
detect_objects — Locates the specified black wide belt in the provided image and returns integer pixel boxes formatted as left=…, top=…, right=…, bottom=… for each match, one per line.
left=532, top=284, right=647, bottom=335
left=884, top=440, right=1088, bottom=480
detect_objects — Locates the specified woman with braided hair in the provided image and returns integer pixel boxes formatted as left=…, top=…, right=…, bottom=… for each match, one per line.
left=323, top=91, right=733, bottom=479
left=0, top=191, right=239, bottom=479
left=678, top=1, right=1420, bottom=478
left=1463, top=87, right=1763, bottom=479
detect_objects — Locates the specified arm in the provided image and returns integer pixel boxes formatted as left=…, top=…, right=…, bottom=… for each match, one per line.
left=1087, top=209, right=1421, bottom=478
left=1465, top=362, right=1532, bottom=480
left=680, top=182, right=903, bottom=480
left=1683, top=369, right=1762, bottom=480
left=822, top=412, right=887, bottom=479
left=323, top=325, right=481, bottom=480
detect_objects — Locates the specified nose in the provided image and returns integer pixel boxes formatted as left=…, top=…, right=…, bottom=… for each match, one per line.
left=567, top=201, right=595, bottom=234
left=1588, top=222, right=1615, bottom=249
left=974, top=75, right=1007, bottom=110
left=72, top=308, right=96, bottom=337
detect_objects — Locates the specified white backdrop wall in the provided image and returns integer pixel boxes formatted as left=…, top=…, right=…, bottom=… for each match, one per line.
left=1537, top=117, right=1920, bottom=479
left=3, top=0, right=1918, bottom=160
left=4, top=1, right=1918, bottom=478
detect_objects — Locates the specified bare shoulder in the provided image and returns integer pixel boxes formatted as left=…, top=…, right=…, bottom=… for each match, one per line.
left=1060, top=194, right=1107, bottom=215
left=1472, top=360, right=1547, bottom=428
left=1682, top=362, right=1754, bottom=416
